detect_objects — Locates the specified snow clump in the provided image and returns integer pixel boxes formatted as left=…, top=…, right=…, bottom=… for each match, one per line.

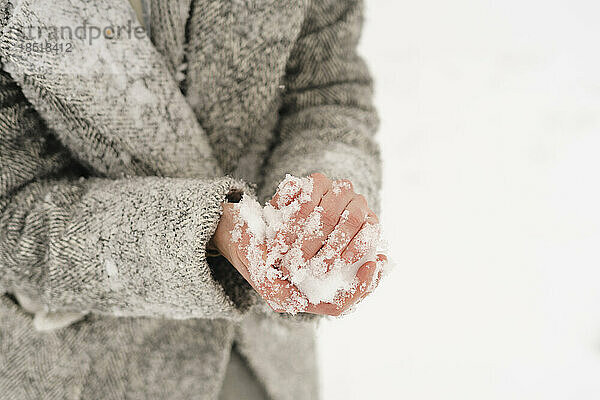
left=230, top=174, right=389, bottom=314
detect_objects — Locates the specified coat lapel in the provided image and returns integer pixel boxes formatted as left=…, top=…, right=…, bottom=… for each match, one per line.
left=146, top=0, right=192, bottom=80
left=0, top=0, right=221, bottom=178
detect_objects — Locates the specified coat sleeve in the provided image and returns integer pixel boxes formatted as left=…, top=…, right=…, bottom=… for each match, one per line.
left=0, top=70, right=254, bottom=320
left=259, top=0, right=382, bottom=211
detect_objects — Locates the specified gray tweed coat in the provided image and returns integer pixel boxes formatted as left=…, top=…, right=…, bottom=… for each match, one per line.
left=0, top=0, right=381, bottom=399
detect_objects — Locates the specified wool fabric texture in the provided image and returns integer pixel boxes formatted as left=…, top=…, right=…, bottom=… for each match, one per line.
left=0, top=0, right=381, bottom=399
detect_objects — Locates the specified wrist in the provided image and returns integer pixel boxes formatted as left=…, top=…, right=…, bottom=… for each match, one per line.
left=210, top=187, right=243, bottom=258
left=211, top=203, right=236, bottom=261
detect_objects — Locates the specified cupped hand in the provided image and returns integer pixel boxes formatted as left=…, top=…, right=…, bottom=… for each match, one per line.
left=210, top=173, right=387, bottom=316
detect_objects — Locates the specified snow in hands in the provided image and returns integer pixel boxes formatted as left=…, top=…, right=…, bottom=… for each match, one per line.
left=230, top=174, right=388, bottom=314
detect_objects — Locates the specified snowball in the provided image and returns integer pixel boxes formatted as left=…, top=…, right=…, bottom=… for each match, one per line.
left=230, top=174, right=387, bottom=314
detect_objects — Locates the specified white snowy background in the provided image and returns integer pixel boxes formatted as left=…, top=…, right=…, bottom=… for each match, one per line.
left=317, top=1, right=600, bottom=399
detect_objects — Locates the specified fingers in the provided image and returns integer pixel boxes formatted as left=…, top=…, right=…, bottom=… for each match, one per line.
left=270, top=172, right=329, bottom=209
left=276, top=173, right=331, bottom=247
left=262, top=254, right=388, bottom=316
left=365, top=254, right=387, bottom=294
left=307, top=260, right=378, bottom=316
left=256, top=276, right=309, bottom=314
left=270, top=176, right=303, bottom=208
left=340, top=210, right=380, bottom=265
left=295, top=173, right=331, bottom=222
left=312, top=194, right=370, bottom=272
left=374, top=253, right=388, bottom=267
left=297, top=179, right=355, bottom=260
left=319, top=180, right=355, bottom=236
left=234, top=228, right=310, bottom=313
left=250, top=173, right=388, bottom=316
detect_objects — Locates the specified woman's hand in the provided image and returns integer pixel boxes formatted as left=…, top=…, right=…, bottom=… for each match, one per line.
left=211, top=173, right=386, bottom=316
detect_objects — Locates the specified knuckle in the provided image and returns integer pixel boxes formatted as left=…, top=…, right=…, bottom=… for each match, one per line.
left=320, top=212, right=339, bottom=231
left=355, top=194, right=367, bottom=207
left=316, top=176, right=332, bottom=193
left=345, top=212, right=365, bottom=230
left=310, top=172, right=327, bottom=183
